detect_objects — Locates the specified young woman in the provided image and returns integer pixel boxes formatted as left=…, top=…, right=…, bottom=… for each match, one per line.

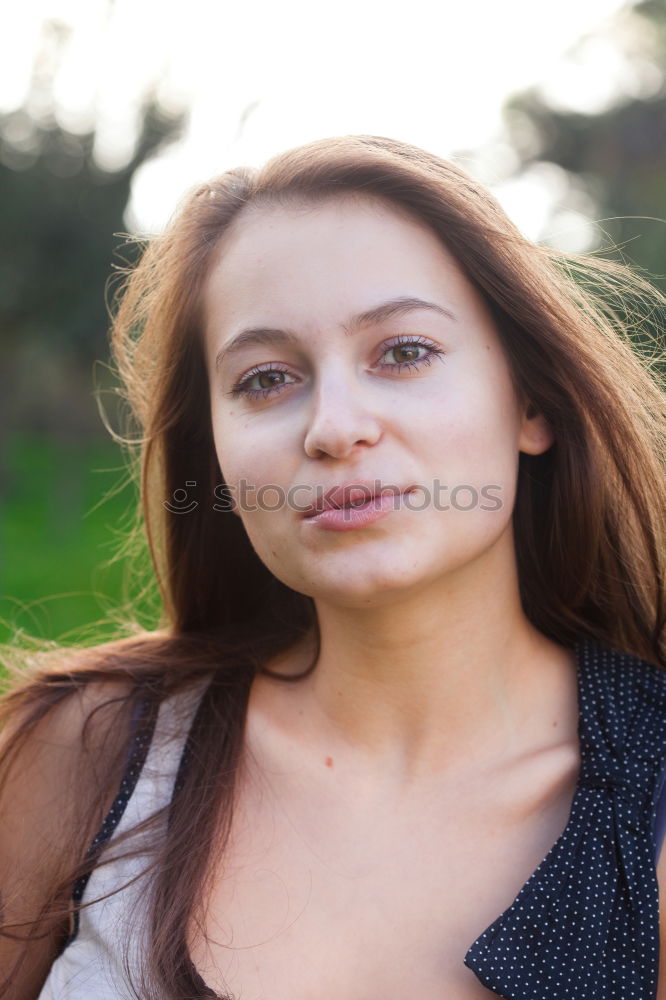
left=1, top=134, right=665, bottom=1000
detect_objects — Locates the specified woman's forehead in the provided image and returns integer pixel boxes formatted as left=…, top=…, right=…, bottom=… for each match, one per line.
left=204, top=195, right=471, bottom=318
left=215, top=191, right=436, bottom=252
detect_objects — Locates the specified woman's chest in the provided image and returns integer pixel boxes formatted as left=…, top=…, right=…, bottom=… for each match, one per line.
left=188, top=741, right=580, bottom=1000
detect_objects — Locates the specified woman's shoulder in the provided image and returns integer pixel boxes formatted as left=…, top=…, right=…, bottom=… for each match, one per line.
left=579, top=634, right=666, bottom=697
left=0, top=674, right=138, bottom=782
left=577, top=636, right=666, bottom=774
left=0, top=661, right=212, bottom=859
left=0, top=667, right=213, bottom=843
left=0, top=673, right=156, bottom=869
left=0, top=627, right=217, bottom=762
left=0, top=673, right=156, bottom=998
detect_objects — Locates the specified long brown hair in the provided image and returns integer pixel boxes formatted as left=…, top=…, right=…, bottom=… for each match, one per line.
left=1, top=134, right=665, bottom=999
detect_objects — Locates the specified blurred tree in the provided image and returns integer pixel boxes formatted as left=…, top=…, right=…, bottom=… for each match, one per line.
left=0, top=18, right=186, bottom=441
left=500, top=0, right=666, bottom=290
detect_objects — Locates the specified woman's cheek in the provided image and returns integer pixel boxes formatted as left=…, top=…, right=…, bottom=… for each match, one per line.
left=241, top=511, right=297, bottom=584
left=216, top=446, right=279, bottom=512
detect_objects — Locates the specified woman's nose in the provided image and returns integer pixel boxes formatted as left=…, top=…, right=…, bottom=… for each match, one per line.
left=303, top=374, right=383, bottom=460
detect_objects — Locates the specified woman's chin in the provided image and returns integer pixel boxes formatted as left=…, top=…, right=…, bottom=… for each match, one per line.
left=290, top=565, right=430, bottom=609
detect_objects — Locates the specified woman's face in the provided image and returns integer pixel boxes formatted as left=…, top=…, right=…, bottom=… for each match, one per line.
left=203, top=196, right=552, bottom=607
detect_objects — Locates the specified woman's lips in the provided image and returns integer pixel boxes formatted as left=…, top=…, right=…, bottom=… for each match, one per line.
left=301, top=488, right=415, bottom=532
left=301, top=481, right=409, bottom=519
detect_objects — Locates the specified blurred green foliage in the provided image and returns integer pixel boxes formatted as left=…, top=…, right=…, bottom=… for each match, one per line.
left=0, top=432, right=159, bottom=645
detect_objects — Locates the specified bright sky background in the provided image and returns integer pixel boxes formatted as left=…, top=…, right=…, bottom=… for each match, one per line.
left=1, top=0, right=657, bottom=247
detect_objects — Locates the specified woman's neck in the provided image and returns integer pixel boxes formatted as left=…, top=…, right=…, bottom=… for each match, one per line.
left=253, top=560, right=578, bottom=788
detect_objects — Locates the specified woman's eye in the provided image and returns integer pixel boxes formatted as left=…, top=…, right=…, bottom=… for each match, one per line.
left=227, top=365, right=296, bottom=400
left=226, top=337, right=445, bottom=401
left=377, top=337, right=446, bottom=372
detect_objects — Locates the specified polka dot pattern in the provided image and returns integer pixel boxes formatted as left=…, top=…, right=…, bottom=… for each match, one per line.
left=464, top=637, right=666, bottom=999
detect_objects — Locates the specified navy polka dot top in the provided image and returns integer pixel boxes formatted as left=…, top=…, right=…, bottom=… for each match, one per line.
left=463, top=637, right=666, bottom=998
left=36, top=638, right=666, bottom=999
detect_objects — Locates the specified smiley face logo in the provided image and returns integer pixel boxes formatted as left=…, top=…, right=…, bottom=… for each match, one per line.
left=163, top=481, right=199, bottom=514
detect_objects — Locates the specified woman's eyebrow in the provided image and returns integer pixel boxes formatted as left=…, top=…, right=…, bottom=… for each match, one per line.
left=214, top=296, right=457, bottom=373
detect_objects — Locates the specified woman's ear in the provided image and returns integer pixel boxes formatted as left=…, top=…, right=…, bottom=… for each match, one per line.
left=518, top=401, right=555, bottom=456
